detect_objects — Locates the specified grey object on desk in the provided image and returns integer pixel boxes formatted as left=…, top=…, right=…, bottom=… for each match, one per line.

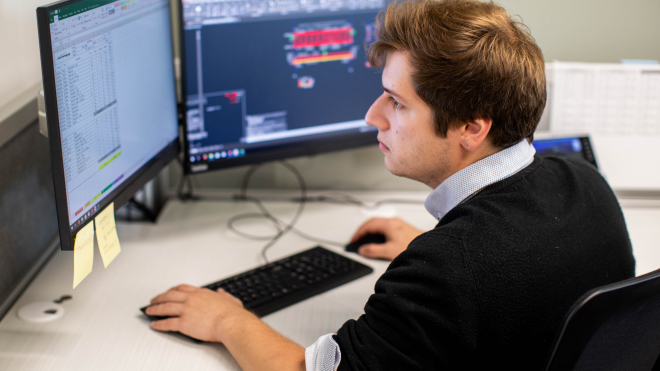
left=0, top=121, right=59, bottom=320
left=17, top=301, right=64, bottom=323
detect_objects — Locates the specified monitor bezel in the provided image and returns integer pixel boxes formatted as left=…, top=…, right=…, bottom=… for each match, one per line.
left=36, top=0, right=181, bottom=251
left=177, top=2, right=380, bottom=175
left=533, top=132, right=598, bottom=169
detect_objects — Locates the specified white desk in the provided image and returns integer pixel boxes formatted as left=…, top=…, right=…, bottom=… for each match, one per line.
left=0, top=191, right=658, bottom=370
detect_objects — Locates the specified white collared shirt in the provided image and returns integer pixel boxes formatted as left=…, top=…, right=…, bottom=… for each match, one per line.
left=424, top=139, right=536, bottom=221
left=305, top=139, right=536, bottom=371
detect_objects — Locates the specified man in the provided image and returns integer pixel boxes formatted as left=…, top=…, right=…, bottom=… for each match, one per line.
left=146, top=0, right=635, bottom=370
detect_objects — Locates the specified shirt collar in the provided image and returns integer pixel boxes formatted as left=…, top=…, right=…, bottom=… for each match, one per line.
left=424, top=139, right=536, bottom=221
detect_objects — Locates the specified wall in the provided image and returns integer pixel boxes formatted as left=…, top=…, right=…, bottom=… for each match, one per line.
left=502, top=0, right=660, bottom=64
left=2, top=0, right=660, bottom=192
left=0, top=0, right=49, bottom=111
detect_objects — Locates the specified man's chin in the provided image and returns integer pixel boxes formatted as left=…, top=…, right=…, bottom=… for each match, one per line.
left=384, top=158, right=427, bottom=184
left=384, top=158, right=405, bottom=178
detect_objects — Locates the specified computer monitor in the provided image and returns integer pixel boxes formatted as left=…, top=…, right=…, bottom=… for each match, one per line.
left=36, top=0, right=180, bottom=251
left=180, top=0, right=387, bottom=173
left=533, top=133, right=598, bottom=168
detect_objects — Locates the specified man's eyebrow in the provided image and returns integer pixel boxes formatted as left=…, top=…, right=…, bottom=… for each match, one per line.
left=383, top=86, right=405, bottom=101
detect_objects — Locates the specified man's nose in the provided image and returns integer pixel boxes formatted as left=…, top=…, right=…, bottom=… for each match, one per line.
left=365, top=94, right=389, bottom=131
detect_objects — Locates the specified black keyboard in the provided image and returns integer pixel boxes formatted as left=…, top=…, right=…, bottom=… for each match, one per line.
left=141, top=246, right=373, bottom=319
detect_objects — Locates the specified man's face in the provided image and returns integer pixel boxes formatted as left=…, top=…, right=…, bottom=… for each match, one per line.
left=365, top=51, right=454, bottom=188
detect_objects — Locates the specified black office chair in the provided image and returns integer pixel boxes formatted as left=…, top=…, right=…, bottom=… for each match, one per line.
left=545, top=268, right=660, bottom=371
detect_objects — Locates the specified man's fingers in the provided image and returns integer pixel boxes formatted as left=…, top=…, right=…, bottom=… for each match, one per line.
left=216, top=288, right=233, bottom=298
left=151, top=284, right=198, bottom=305
left=151, top=289, right=188, bottom=305
left=146, top=302, right=185, bottom=317
left=150, top=292, right=169, bottom=305
left=151, top=317, right=181, bottom=332
left=352, top=218, right=389, bottom=242
left=216, top=288, right=231, bottom=297
left=175, top=284, right=198, bottom=292
left=358, top=243, right=390, bottom=259
left=165, top=284, right=195, bottom=292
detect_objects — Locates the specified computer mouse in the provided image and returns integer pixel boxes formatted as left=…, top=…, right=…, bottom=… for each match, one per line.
left=140, top=305, right=171, bottom=321
left=345, top=233, right=386, bottom=253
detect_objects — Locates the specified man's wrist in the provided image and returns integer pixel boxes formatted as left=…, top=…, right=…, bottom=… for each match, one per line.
left=214, top=307, right=258, bottom=343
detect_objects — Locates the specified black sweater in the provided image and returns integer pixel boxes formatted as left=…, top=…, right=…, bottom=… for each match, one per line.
left=335, top=156, right=635, bottom=370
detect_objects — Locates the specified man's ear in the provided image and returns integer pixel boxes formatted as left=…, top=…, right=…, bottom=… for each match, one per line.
left=460, top=118, right=492, bottom=152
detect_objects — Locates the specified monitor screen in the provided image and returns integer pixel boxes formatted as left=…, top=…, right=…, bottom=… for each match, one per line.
left=533, top=135, right=598, bottom=168
left=37, top=0, right=179, bottom=250
left=181, top=0, right=387, bottom=173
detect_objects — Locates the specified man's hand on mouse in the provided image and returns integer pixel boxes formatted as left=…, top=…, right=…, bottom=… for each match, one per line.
left=351, top=218, right=423, bottom=260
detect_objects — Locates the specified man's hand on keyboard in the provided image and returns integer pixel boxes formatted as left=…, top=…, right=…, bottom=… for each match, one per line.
left=146, top=284, right=306, bottom=371
left=351, top=217, right=423, bottom=260
left=146, top=284, right=248, bottom=343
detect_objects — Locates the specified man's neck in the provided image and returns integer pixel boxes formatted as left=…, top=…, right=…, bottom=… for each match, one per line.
left=425, top=142, right=501, bottom=189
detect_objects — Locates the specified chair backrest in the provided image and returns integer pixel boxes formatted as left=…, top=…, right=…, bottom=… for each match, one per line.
left=545, top=268, right=660, bottom=371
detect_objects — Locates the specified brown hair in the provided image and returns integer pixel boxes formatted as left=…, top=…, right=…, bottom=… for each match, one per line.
left=367, top=0, right=546, bottom=148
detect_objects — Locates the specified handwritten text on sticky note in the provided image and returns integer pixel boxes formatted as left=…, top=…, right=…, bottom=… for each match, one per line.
left=73, top=221, right=95, bottom=289
left=96, top=202, right=121, bottom=268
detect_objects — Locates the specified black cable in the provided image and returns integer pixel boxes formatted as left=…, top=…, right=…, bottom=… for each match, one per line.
left=290, top=191, right=424, bottom=209
left=174, top=159, right=421, bottom=253
left=175, top=152, right=422, bottom=207
left=175, top=157, right=187, bottom=199
left=227, top=161, right=307, bottom=263
left=175, top=156, right=197, bottom=201
left=226, top=178, right=424, bottom=254
left=227, top=212, right=283, bottom=241
left=227, top=200, right=345, bottom=247
left=291, top=192, right=364, bottom=207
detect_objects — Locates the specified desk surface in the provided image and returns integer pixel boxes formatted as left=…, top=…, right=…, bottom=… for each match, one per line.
left=1, top=191, right=659, bottom=370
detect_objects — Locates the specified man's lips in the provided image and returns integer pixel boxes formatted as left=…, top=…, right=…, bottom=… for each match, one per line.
left=378, top=138, right=390, bottom=152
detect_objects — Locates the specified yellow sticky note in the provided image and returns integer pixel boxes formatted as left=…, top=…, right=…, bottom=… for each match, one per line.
left=73, top=221, right=95, bottom=289
left=96, top=202, right=121, bottom=268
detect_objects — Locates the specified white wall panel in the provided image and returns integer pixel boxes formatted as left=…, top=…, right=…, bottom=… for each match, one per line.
left=0, top=0, right=50, bottom=111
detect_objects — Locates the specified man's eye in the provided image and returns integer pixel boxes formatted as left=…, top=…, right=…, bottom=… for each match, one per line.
left=388, top=96, right=403, bottom=109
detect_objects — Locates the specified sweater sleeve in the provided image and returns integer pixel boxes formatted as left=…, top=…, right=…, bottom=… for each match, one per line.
left=333, top=231, right=481, bottom=370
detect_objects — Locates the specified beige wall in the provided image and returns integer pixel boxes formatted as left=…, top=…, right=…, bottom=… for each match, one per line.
left=2, top=0, right=659, bottom=191
left=0, top=1, right=49, bottom=111
left=501, top=0, right=660, bottom=63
